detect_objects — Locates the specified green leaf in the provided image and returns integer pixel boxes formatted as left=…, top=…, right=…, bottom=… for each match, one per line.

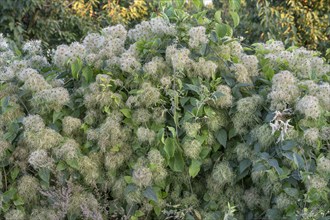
left=66, top=159, right=79, bottom=170
left=293, top=153, right=305, bottom=169
left=215, top=23, right=233, bottom=38
left=192, top=0, right=203, bottom=10
left=239, top=159, right=251, bottom=174
left=1, top=96, right=10, bottom=113
left=53, top=111, right=64, bottom=123
left=284, top=187, right=299, bottom=199
left=210, top=31, right=218, bottom=43
left=228, top=128, right=236, bottom=139
left=281, top=140, right=296, bottom=151
left=211, top=91, right=224, bottom=100
left=262, top=63, right=275, bottom=80
left=3, top=188, right=17, bottom=203
left=71, top=58, right=83, bottom=79
left=200, top=147, right=211, bottom=159
left=268, top=159, right=283, bottom=175
left=183, top=83, right=200, bottom=94
left=167, top=126, right=177, bottom=138
left=229, top=0, right=240, bottom=11
left=133, top=210, right=145, bottom=218
left=214, top=10, right=222, bottom=23
left=56, top=161, right=67, bottom=171
left=120, top=109, right=132, bottom=118
left=189, top=160, right=202, bottom=178
left=82, top=66, right=93, bottom=83
left=169, top=152, right=185, bottom=172
left=10, top=167, right=20, bottom=181
left=154, top=205, right=162, bottom=216
left=143, top=186, right=158, bottom=203
left=13, top=196, right=24, bottom=206
left=173, top=152, right=185, bottom=172
left=124, top=176, right=133, bottom=184
left=215, top=129, right=227, bottom=148
left=38, top=167, right=50, bottom=184
left=204, top=106, right=216, bottom=117
left=229, top=11, right=240, bottom=27
left=164, top=138, right=176, bottom=158
left=124, top=184, right=138, bottom=196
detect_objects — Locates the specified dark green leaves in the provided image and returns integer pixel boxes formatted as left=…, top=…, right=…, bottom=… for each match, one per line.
left=281, top=140, right=297, bottom=151
left=293, top=153, right=305, bottom=169
left=71, top=58, right=83, bottom=80
left=268, top=158, right=283, bottom=175
left=164, top=138, right=176, bottom=158
left=239, top=159, right=252, bottom=174
left=38, top=167, right=50, bottom=187
left=215, top=129, right=227, bottom=148
left=169, top=152, right=185, bottom=172
left=214, top=10, right=222, bottom=23
left=189, top=160, right=202, bottom=178
left=1, top=96, right=10, bottom=113
left=82, top=66, right=93, bottom=84
left=2, top=188, right=17, bottom=203
left=215, top=23, right=233, bottom=38
left=120, top=108, right=132, bottom=118
left=229, top=11, right=239, bottom=27
left=164, top=136, right=184, bottom=172
left=143, top=186, right=158, bottom=203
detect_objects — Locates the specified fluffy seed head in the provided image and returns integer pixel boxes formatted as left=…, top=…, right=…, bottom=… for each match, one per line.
left=213, top=85, right=233, bottom=108
left=17, top=175, right=39, bottom=204
left=22, top=40, right=42, bottom=55
left=78, top=156, right=100, bottom=185
left=137, top=127, right=156, bottom=144
left=22, top=114, right=45, bottom=132
left=275, top=193, right=293, bottom=211
left=132, top=166, right=153, bottom=187
left=305, top=174, right=328, bottom=191
left=54, top=139, right=80, bottom=160
left=28, top=149, right=54, bottom=170
left=24, top=128, right=62, bottom=150
left=183, top=122, right=201, bottom=137
left=32, top=87, right=70, bottom=114
left=252, top=124, right=274, bottom=151
left=29, top=208, right=58, bottom=220
left=316, top=83, right=330, bottom=111
left=188, top=26, right=208, bottom=49
left=304, top=128, right=319, bottom=146
left=243, top=188, right=261, bottom=210
left=269, top=71, right=300, bottom=110
left=320, top=126, right=330, bottom=141
left=316, top=156, right=330, bottom=178
left=21, top=72, right=51, bottom=93
left=240, top=54, right=259, bottom=77
left=4, top=209, right=25, bottom=220
left=210, top=161, right=235, bottom=189
left=296, top=96, right=321, bottom=119
left=62, top=116, right=82, bottom=136
left=148, top=149, right=165, bottom=166
left=183, top=139, right=202, bottom=159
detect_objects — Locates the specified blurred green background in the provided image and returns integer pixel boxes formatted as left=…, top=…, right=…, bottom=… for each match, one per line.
left=0, top=0, right=329, bottom=57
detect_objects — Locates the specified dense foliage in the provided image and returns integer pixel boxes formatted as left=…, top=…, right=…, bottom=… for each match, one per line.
left=0, top=0, right=99, bottom=47
left=1, top=0, right=329, bottom=58
left=237, top=0, right=330, bottom=58
left=0, top=0, right=150, bottom=48
left=0, top=9, right=330, bottom=219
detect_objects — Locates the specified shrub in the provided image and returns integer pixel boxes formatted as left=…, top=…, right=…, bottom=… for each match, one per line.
left=237, top=0, right=330, bottom=57
left=0, top=13, right=329, bottom=220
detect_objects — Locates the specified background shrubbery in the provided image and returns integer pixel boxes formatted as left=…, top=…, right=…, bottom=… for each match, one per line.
left=0, top=0, right=329, bottom=219
left=1, top=0, right=329, bottom=58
